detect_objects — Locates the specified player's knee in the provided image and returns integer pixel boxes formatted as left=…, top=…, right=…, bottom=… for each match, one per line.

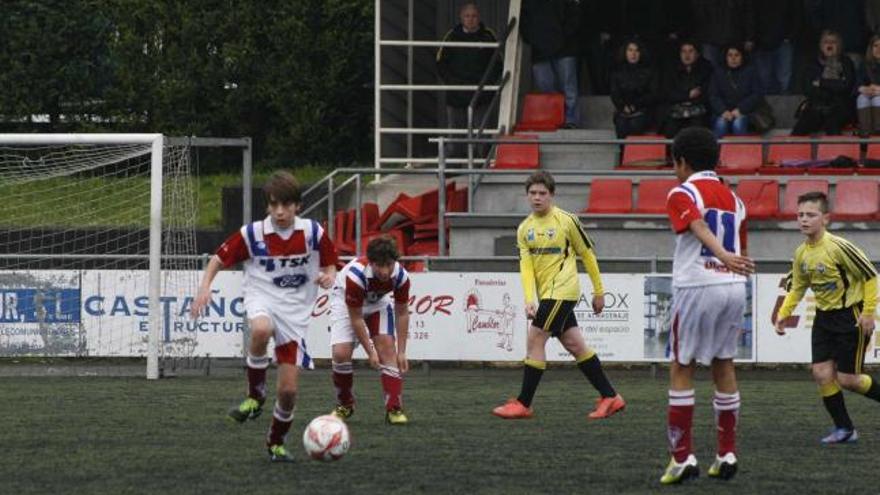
left=276, top=386, right=297, bottom=405
left=250, top=325, right=273, bottom=343
left=837, top=373, right=861, bottom=390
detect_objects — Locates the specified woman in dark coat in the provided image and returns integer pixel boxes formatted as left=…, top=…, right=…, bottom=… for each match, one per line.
left=658, top=41, right=714, bottom=138
left=792, top=30, right=857, bottom=135
left=610, top=38, right=659, bottom=138
left=709, top=45, right=764, bottom=137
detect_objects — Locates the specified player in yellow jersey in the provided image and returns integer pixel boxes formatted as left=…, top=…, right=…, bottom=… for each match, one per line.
left=492, top=170, right=625, bottom=420
left=774, top=191, right=880, bottom=444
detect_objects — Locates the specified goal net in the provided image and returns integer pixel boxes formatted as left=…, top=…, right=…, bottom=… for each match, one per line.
left=0, top=134, right=199, bottom=378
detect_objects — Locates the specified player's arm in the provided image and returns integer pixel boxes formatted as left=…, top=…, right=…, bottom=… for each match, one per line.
left=832, top=238, right=878, bottom=334
left=688, top=220, right=755, bottom=276
left=315, top=224, right=339, bottom=289
left=347, top=304, right=380, bottom=369
left=393, top=276, right=411, bottom=373
left=191, top=230, right=248, bottom=318
left=567, top=214, right=606, bottom=314
left=774, top=253, right=808, bottom=335
left=517, top=223, right=537, bottom=318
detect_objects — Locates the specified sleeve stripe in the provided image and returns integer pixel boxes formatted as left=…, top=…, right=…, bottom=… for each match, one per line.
left=831, top=239, right=876, bottom=279
left=566, top=213, right=593, bottom=249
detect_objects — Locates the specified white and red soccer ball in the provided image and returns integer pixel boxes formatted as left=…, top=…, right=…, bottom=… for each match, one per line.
left=302, top=415, right=350, bottom=461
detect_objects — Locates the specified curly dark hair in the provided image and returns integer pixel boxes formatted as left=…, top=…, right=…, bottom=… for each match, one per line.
left=366, top=235, right=400, bottom=264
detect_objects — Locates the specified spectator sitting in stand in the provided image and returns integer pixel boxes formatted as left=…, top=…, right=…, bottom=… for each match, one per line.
left=658, top=40, right=714, bottom=138
left=856, top=35, right=880, bottom=135
left=792, top=30, right=857, bottom=136
left=610, top=38, right=659, bottom=138
left=709, top=45, right=763, bottom=137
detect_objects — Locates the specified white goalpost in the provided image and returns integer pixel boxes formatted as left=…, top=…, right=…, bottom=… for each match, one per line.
left=0, top=133, right=202, bottom=379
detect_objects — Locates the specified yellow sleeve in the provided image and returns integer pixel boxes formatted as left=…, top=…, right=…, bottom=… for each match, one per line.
left=776, top=254, right=808, bottom=320
left=567, top=214, right=604, bottom=295
left=863, top=276, right=877, bottom=316
left=517, top=224, right=536, bottom=304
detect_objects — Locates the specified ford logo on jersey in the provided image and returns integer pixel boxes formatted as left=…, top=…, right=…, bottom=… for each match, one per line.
left=273, top=274, right=307, bottom=289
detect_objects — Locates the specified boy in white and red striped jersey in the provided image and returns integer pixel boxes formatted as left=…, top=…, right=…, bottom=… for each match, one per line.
left=328, top=236, right=411, bottom=425
left=660, top=127, right=755, bottom=484
left=191, top=171, right=338, bottom=462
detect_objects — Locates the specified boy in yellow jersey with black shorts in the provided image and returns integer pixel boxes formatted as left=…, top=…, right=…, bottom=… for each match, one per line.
left=774, top=191, right=880, bottom=444
left=492, top=170, right=625, bottom=420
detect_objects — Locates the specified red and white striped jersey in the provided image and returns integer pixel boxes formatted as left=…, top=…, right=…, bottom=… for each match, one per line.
left=330, top=257, right=411, bottom=318
left=216, top=215, right=338, bottom=326
left=666, top=171, right=748, bottom=288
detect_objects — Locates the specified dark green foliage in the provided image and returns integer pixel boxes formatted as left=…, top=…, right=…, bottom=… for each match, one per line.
left=1, top=368, right=879, bottom=493
left=0, top=1, right=373, bottom=169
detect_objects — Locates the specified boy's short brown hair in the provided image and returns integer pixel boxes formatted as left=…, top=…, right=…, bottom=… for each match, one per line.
left=524, top=170, right=556, bottom=194
left=366, top=235, right=400, bottom=264
left=263, top=171, right=301, bottom=204
left=797, top=191, right=829, bottom=213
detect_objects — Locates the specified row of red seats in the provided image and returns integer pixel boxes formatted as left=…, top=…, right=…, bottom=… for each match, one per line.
left=585, top=178, right=879, bottom=220
left=330, top=184, right=468, bottom=262
left=621, top=135, right=880, bottom=175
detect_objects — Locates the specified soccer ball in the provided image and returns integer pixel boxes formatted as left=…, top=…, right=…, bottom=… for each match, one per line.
left=302, top=414, right=350, bottom=461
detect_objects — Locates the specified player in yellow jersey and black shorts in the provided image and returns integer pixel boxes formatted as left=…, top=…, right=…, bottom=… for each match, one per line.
left=774, top=191, right=880, bottom=444
left=492, top=170, right=625, bottom=420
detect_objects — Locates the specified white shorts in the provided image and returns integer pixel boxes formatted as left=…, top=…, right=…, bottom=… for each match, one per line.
left=669, top=283, right=746, bottom=366
left=329, top=303, right=396, bottom=347
left=245, top=298, right=307, bottom=348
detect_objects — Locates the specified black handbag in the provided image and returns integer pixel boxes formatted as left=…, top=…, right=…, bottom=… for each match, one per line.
left=670, top=101, right=707, bottom=120
left=749, top=98, right=776, bottom=133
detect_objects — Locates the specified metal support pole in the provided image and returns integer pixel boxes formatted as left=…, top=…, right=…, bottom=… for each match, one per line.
left=438, top=137, right=447, bottom=256
left=406, top=0, right=414, bottom=166
left=355, top=174, right=363, bottom=257
left=242, top=137, right=253, bottom=224
left=327, top=175, right=335, bottom=241
left=374, top=0, right=382, bottom=169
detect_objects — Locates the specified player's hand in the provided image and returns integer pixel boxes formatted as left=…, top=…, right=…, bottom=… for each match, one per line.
left=314, top=272, right=334, bottom=290
left=858, top=314, right=875, bottom=337
left=397, top=352, right=409, bottom=374
left=525, top=303, right=537, bottom=319
left=718, top=252, right=755, bottom=277
left=591, top=294, right=605, bottom=315
left=774, top=317, right=786, bottom=336
left=367, top=347, right=380, bottom=370
left=190, top=288, right=211, bottom=319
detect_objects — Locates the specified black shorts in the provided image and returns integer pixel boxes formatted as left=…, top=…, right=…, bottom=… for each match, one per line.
left=812, top=305, right=869, bottom=374
left=532, top=299, right=578, bottom=338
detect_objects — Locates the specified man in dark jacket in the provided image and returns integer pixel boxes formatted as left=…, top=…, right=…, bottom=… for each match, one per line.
left=437, top=3, right=499, bottom=156
left=521, top=0, right=581, bottom=128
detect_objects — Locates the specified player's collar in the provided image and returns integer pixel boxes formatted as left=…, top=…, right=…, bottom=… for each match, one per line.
left=685, top=170, right=719, bottom=183
left=262, top=215, right=299, bottom=235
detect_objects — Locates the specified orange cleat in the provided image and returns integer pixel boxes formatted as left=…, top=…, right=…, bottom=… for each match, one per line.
left=492, top=398, right=534, bottom=419
left=588, top=394, right=626, bottom=419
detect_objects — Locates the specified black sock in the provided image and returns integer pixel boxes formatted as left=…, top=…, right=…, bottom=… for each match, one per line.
left=823, top=391, right=854, bottom=430
left=861, top=376, right=880, bottom=402
left=577, top=355, right=616, bottom=398
left=517, top=362, right=544, bottom=407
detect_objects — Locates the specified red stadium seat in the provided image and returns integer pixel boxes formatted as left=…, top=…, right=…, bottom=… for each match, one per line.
left=515, top=93, right=564, bottom=131
left=832, top=180, right=879, bottom=220
left=361, top=202, right=380, bottom=232
left=635, top=179, right=678, bottom=214
left=620, top=135, right=667, bottom=168
left=816, top=139, right=860, bottom=161
left=757, top=165, right=806, bottom=175
left=779, top=179, right=829, bottom=219
left=805, top=166, right=856, bottom=175
left=718, top=141, right=762, bottom=174
left=585, top=179, right=633, bottom=214
left=735, top=179, right=779, bottom=219
left=493, top=134, right=540, bottom=169
left=865, top=143, right=880, bottom=160
left=766, top=139, right=812, bottom=165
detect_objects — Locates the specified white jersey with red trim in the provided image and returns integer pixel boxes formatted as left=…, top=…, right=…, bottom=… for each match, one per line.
left=215, top=215, right=338, bottom=328
left=330, top=257, right=411, bottom=319
left=665, top=171, right=748, bottom=288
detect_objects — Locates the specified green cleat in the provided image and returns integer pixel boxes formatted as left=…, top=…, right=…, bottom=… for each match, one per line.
left=267, top=444, right=294, bottom=463
left=660, top=454, right=699, bottom=485
left=707, top=452, right=738, bottom=480
left=227, top=397, right=264, bottom=423
left=331, top=404, right=354, bottom=420
left=386, top=408, right=409, bottom=425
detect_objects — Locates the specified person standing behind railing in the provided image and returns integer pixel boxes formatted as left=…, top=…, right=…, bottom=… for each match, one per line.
left=437, top=2, right=499, bottom=158
left=521, top=0, right=582, bottom=129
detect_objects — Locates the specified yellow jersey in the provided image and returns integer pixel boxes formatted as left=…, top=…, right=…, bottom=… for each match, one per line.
left=778, top=232, right=877, bottom=319
left=517, top=206, right=603, bottom=303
